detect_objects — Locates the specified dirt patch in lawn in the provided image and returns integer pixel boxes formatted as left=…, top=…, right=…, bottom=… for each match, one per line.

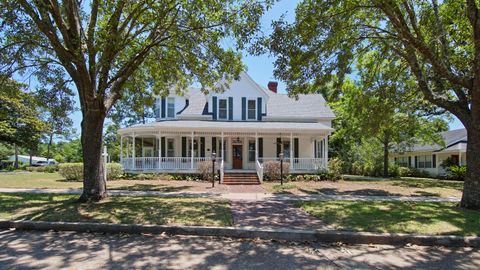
left=262, top=179, right=462, bottom=198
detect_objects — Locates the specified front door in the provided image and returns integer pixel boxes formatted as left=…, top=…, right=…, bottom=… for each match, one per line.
left=232, top=145, right=242, bottom=169
left=451, top=155, right=460, bottom=166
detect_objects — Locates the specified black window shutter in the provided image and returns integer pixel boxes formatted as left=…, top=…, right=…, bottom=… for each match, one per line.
left=259, top=138, right=263, bottom=158
left=314, top=140, right=317, bottom=158
left=161, top=98, right=166, bottom=118
left=228, top=97, right=233, bottom=120
left=414, top=156, right=418, bottom=168
left=200, top=137, right=205, bottom=157
left=257, top=97, right=262, bottom=121
left=181, top=137, right=187, bottom=157
left=408, top=156, right=412, bottom=167
left=276, top=138, right=281, bottom=157
left=294, top=138, right=299, bottom=160
left=432, top=154, right=436, bottom=168
left=242, top=97, right=246, bottom=120
left=161, top=137, right=165, bottom=157
left=211, top=137, right=216, bottom=154
left=212, top=96, right=217, bottom=120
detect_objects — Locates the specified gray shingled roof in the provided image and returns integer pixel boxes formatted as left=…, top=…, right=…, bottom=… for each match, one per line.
left=177, top=86, right=335, bottom=119
left=178, top=88, right=206, bottom=116
left=408, top=128, right=467, bottom=152
left=264, top=89, right=335, bottom=118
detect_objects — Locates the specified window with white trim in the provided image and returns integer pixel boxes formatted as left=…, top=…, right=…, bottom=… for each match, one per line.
left=218, top=99, right=228, bottom=119
left=417, top=155, right=432, bottom=168
left=248, top=140, right=255, bottom=162
left=154, top=98, right=161, bottom=118
left=166, top=138, right=175, bottom=157
left=167, top=97, right=175, bottom=118
left=247, top=99, right=256, bottom=120
left=396, top=156, right=409, bottom=167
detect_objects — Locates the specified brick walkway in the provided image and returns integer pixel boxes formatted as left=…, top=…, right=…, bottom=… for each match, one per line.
left=226, top=185, right=267, bottom=193
left=231, top=200, right=331, bottom=230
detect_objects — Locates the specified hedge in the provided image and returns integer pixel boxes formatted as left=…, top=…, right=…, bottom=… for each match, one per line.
left=58, top=163, right=123, bottom=181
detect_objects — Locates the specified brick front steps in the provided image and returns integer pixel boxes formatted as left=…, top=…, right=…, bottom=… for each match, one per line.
left=223, top=173, right=260, bottom=185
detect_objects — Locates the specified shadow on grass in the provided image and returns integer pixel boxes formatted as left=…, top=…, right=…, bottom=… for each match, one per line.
left=298, top=187, right=406, bottom=197
left=0, top=193, right=232, bottom=226
left=109, top=184, right=193, bottom=192
left=294, top=200, right=480, bottom=236
left=391, top=178, right=463, bottom=190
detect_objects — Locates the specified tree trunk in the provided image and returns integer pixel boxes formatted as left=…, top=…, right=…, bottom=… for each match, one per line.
left=78, top=111, right=107, bottom=202
left=46, top=132, right=54, bottom=163
left=14, top=143, right=19, bottom=169
left=382, top=132, right=390, bottom=178
left=460, top=121, right=480, bottom=210
left=29, top=149, right=33, bottom=166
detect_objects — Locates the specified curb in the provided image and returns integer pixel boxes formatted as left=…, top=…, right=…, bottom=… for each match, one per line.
left=1, top=220, right=479, bottom=247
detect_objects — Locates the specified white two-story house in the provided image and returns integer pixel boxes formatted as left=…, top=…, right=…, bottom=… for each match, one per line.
left=118, top=72, right=335, bottom=181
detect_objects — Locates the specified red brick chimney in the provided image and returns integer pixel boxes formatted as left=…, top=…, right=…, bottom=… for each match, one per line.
left=267, top=81, right=278, bottom=93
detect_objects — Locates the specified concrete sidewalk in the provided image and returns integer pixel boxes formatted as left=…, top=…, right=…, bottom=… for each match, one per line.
left=1, top=230, right=479, bottom=269
left=0, top=188, right=460, bottom=202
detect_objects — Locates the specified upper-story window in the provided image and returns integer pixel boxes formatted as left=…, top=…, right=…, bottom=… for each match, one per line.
left=247, top=99, right=256, bottom=120
left=218, top=99, right=228, bottom=119
left=154, top=98, right=161, bottom=118
left=167, top=97, right=175, bottom=118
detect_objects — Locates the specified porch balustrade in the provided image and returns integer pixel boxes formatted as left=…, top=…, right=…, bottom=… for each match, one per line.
left=122, top=157, right=327, bottom=173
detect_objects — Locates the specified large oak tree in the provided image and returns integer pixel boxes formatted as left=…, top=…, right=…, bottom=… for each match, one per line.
left=0, top=0, right=269, bottom=201
left=263, top=0, right=480, bottom=209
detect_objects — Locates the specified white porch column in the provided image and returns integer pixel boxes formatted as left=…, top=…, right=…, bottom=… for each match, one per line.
left=191, top=131, right=194, bottom=169
left=119, top=136, right=123, bottom=161
left=221, top=132, right=225, bottom=161
left=132, top=133, right=136, bottom=170
left=459, top=152, right=463, bottom=166
left=290, top=132, right=293, bottom=170
left=157, top=132, right=161, bottom=170
left=325, top=135, right=329, bottom=170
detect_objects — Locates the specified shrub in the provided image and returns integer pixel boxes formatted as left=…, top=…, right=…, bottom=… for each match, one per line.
left=26, top=166, right=45, bottom=172
left=58, top=163, right=83, bottom=181
left=263, top=160, right=290, bottom=181
left=388, top=163, right=400, bottom=177
left=196, top=161, right=218, bottom=181
left=398, top=166, right=410, bottom=177
left=446, top=165, right=466, bottom=181
left=328, top=157, right=345, bottom=176
left=44, top=165, right=58, bottom=173
left=0, top=160, right=15, bottom=171
left=58, top=163, right=123, bottom=181
left=288, top=171, right=341, bottom=182
left=168, top=173, right=203, bottom=181
left=107, top=163, right=123, bottom=180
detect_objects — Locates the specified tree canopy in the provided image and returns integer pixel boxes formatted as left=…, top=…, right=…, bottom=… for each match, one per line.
left=0, top=0, right=271, bottom=201
left=262, top=0, right=480, bottom=209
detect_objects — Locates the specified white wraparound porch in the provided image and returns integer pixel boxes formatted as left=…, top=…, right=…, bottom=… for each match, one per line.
left=118, top=121, right=333, bottom=181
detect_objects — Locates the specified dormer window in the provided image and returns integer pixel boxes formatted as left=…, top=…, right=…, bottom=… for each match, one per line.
left=247, top=99, right=256, bottom=120
left=218, top=99, right=228, bottom=119
left=167, top=97, right=175, bottom=118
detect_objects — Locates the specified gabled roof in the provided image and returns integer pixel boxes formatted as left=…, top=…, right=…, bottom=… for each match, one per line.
left=262, top=87, right=335, bottom=119
left=405, top=128, right=467, bottom=152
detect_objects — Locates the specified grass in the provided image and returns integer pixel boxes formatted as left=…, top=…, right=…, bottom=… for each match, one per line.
left=294, top=200, right=480, bottom=236
left=271, top=183, right=297, bottom=193
left=0, top=193, right=232, bottom=226
left=0, top=172, right=79, bottom=189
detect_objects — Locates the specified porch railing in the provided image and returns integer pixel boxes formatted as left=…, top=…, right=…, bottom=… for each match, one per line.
left=255, top=159, right=263, bottom=182
left=122, top=157, right=327, bottom=172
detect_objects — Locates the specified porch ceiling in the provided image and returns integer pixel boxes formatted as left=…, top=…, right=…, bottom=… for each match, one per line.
left=118, top=120, right=334, bottom=136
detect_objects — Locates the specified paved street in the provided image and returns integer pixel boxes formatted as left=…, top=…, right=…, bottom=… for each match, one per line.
left=0, top=230, right=479, bottom=269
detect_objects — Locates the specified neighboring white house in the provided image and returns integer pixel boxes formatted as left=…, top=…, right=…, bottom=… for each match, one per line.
left=390, top=128, right=467, bottom=177
left=7, top=155, right=57, bottom=166
left=118, top=72, right=335, bottom=181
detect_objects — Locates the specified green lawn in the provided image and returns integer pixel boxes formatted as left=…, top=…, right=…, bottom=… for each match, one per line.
left=295, top=200, right=480, bottom=236
left=0, top=193, right=232, bottom=226
left=0, top=172, right=79, bottom=189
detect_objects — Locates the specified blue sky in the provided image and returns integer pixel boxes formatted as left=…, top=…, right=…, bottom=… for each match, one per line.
left=67, top=0, right=463, bottom=134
